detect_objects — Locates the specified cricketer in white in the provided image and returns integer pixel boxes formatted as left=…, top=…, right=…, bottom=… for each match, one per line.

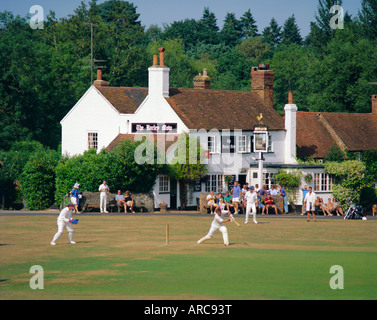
left=51, top=203, right=76, bottom=245
left=197, top=208, right=231, bottom=246
left=244, top=186, right=258, bottom=224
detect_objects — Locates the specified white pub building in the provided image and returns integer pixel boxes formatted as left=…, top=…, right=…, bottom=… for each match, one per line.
left=61, top=49, right=377, bottom=210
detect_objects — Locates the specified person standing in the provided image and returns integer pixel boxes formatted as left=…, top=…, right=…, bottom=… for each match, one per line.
left=244, top=186, right=258, bottom=224
left=99, top=180, right=109, bottom=213
left=301, top=185, right=309, bottom=215
left=304, top=187, right=316, bottom=222
left=278, top=185, right=289, bottom=214
left=197, top=207, right=231, bottom=246
left=50, top=202, right=78, bottom=245
left=70, top=183, right=80, bottom=214
left=232, top=181, right=241, bottom=214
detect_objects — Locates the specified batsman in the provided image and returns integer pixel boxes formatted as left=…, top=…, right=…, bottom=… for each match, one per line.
left=197, top=207, right=231, bottom=246
left=50, top=202, right=79, bottom=245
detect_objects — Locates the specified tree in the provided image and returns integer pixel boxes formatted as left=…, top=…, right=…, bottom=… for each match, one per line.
left=162, top=19, right=200, bottom=49
left=362, top=149, right=377, bottom=184
left=20, top=148, right=60, bottom=210
left=197, top=7, right=219, bottom=45
left=262, top=18, right=282, bottom=47
left=358, top=0, right=377, bottom=40
left=147, top=38, right=194, bottom=88
left=239, top=9, right=258, bottom=39
left=306, top=0, right=343, bottom=49
left=270, top=44, right=313, bottom=111
left=167, top=134, right=207, bottom=209
left=220, top=12, right=242, bottom=47
left=237, top=37, right=270, bottom=61
left=281, top=15, right=302, bottom=46
left=323, top=145, right=346, bottom=162
left=325, top=161, right=366, bottom=207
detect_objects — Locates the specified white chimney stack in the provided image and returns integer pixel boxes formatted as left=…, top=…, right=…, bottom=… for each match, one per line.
left=284, top=90, right=298, bottom=164
left=148, top=48, right=170, bottom=98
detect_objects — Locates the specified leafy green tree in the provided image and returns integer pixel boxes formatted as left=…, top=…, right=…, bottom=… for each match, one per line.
left=167, top=134, right=207, bottom=209
left=237, top=37, right=270, bottom=61
left=220, top=12, right=242, bottom=47
left=281, top=15, right=302, bottom=46
left=162, top=19, right=200, bottom=49
left=270, top=44, right=313, bottom=111
left=323, top=145, right=346, bottom=162
left=197, top=7, right=220, bottom=45
left=0, top=141, right=45, bottom=207
left=362, top=149, right=377, bottom=184
left=262, top=18, right=282, bottom=47
left=147, top=38, right=195, bottom=87
left=358, top=0, right=377, bottom=40
left=325, top=160, right=366, bottom=207
left=239, top=9, right=259, bottom=39
left=302, top=29, right=377, bottom=113
left=20, top=148, right=60, bottom=210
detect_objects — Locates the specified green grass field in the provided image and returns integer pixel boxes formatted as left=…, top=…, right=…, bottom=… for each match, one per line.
left=1, top=213, right=376, bottom=300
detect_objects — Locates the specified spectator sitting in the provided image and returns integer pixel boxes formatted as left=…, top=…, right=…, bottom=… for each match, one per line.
left=332, top=198, right=343, bottom=216
left=224, top=191, right=234, bottom=212
left=115, top=190, right=127, bottom=212
left=256, top=190, right=264, bottom=214
left=259, top=185, right=267, bottom=196
left=263, top=193, right=278, bottom=215
left=326, top=198, right=334, bottom=216
left=314, top=197, right=322, bottom=215
left=206, top=190, right=217, bottom=214
left=319, top=197, right=331, bottom=216
left=124, top=191, right=135, bottom=213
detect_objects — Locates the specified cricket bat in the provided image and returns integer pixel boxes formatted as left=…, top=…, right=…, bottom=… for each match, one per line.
left=230, top=214, right=240, bottom=227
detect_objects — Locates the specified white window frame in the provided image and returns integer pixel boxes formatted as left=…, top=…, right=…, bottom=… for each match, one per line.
left=268, top=134, right=273, bottom=152
left=159, top=175, right=170, bottom=193
left=208, top=136, right=218, bottom=154
left=238, top=135, right=251, bottom=153
left=205, top=174, right=224, bottom=193
left=314, top=173, right=334, bottom=192
left=88, top=132, right=98, bottom=150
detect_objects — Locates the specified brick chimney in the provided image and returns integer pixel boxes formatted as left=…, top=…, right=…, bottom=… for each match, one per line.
left=372, top=95, right=377, bottom=114
left=93, top=69, right=109, bottom=87
left=193, top=69, right=211, bottom=89
left=251, top=64, right=274, bottom=108
left=148, top=48, right=170, bottom=98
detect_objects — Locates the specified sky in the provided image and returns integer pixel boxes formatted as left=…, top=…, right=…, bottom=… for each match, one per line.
left=1, top=0, right=363, bottom=36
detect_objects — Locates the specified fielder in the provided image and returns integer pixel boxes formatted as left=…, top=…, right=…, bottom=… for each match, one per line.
left=50, top=202, right=79, bottom=245
left=197, top=207, right=231, bottom=246
left=244, top=186, right=258, bottom=224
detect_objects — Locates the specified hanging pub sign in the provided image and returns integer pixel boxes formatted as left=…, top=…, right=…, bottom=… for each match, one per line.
left=253, top=124, right=269, bottom=153
left=131, top=123, right=177, bottom=133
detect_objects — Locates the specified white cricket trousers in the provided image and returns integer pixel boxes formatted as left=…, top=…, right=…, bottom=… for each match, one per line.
left=52, top=221, right=74, bottom=243
left=198, top=225, right=229, bottom=245
left=245, top=203, right=257, bottom=223
left=100, top=193, right=107, bottom=212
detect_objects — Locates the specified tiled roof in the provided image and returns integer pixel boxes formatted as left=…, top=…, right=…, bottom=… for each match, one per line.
left=96, top=85, right=285, bottom=131
left=166, top=88, right=285, bottom=131
left=296, top=111, right=377, bottom=158
left=320, top=113, right=377, bottom=151
left=96, top=86, right=148, bottom=114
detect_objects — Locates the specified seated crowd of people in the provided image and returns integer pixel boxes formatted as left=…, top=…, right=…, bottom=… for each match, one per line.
left=205, top=182, right=283, bottom=215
